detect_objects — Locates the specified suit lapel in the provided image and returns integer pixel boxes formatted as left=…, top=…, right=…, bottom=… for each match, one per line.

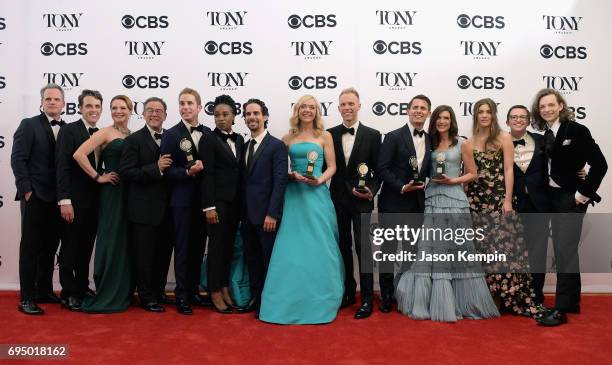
left=213, top=129, right=237, bottom=164
left=235, top=136, right=243, bottom=164
left=39, top=114, right=56, bottom=147
left=141, top=126, right=160, bottom=157
left=399, top=124, right=417, bottom=158
left=248, top=132, right=270, bottom=175
left=524, top=131, right=541, bottom=174
left=346, top=124, right=363, bottom=171
left=77, top=119, right=96, bottom=168
left=332, top=127, right=347, bottom=168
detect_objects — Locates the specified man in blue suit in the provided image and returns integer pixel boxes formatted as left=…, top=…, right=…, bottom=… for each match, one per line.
left=11, top=84, right=66, bottom=314
left=240, top=99, right=288, bottom=317
left=160, top=88, right=210, bottom=315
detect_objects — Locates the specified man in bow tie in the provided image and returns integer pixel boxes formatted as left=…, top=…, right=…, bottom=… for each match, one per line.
left=530, top=89, right=607, bottom=326
left=506, top=105, right=552, bottom=307
left=328, top=88, right=381, bottom=319
left=377, top=94, right=432, bottom=313
left=160, top=88, right=211, bottom=315
left=11, top=84, right=67, bottom=314
left=55, top=89, right=104, bottom=311
left=119, top=97, right=174, bottom=312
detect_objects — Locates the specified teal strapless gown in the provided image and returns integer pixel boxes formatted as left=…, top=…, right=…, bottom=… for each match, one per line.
left=82, top=138, right=132, bottom=313
left=259, top=142, right=344, bottom=324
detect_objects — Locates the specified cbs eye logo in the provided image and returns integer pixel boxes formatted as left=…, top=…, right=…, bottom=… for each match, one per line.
left=121, top=15, right=169, bottom=29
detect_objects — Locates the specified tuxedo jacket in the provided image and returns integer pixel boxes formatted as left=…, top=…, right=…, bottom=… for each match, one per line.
left=549, top=121, right=607, bottom=203
left=159, top=121, right=211, bottom=208
left=513, top=132, right=551, bottom=213
left=200, top=128, right=245, bottom=209
left=119, top=125, right=169, bottom=225
left=241, top=132, right=288, bottom=225
left=377, top=124, right=431, bottom=213
left=328, top=123, right=382, bottom=213
left=11, top=113, right=59, bottom=202
left=55, top=119, right=99, bottom=208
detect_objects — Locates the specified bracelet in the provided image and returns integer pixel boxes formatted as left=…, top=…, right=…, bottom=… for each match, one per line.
left=93, top=173, right=100, bottom=181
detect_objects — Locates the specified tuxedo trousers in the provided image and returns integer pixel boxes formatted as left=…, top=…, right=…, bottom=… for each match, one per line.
left=59, top=202, right=97, bottom=299
left=206, top=201, right=240, bottom=292
left=171, top=206, right=206, bottom=301
left=130, top=212, right=173, bottom=304
left=19, top=195, right=61, bottom=300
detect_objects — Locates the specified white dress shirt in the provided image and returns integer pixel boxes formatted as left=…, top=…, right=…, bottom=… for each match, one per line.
left=341, top=121, right=359, bottom=165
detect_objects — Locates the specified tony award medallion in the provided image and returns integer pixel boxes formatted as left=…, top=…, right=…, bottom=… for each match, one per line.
left=435, top=152, right=446, bottom=179
left=304, top=150, right=318, bottom=179
left=179, top=138, right=196, bottom=168
left=356, top=163, right=369, bottom=194
left=409, top=156, right=422, bottom=185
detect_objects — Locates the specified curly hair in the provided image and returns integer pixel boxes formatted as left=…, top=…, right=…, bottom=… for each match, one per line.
left=530, top=88, right=575, bottom=131
left=213, top=94, right=237, bottom=116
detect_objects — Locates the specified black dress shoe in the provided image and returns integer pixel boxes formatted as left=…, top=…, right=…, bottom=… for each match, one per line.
left=355, top=302, right=373, bottom=319
left=212, top=303, right=233, bottom=314
left=61, top=296, right=82, bottom=311
left=537, top=309, right=568, bottom=326
left=18, top=300, right=44, bottom=315
left=380, top=297, right=392, bottom=313
left=341, top=295, right=356, bottom=309
left=143, top=302, right=165, bottom=313
left=176, top=299, right=193, bottom=315
left=36, top=293, right=61, bottom=304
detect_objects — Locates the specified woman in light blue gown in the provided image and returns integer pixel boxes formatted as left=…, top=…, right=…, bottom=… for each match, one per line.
left=395, top=105, right=499, bottom=322
left=259, top=95, right=344, bottom=324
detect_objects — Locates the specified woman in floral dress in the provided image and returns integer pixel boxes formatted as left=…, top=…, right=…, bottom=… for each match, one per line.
left=465, top=98, right=546, bottom=318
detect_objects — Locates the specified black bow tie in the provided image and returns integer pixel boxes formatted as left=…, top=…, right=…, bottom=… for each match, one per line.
left=513, top=139, right=525, bottom=147
left=88, top=127, right=99, bottom=135
left=341, top=126, right=355, bottom=135
left=413, top=129, right=424, bottom=137
left=190, top=125, right=204, bottom=133
left=50, top=120, right=64, bottom=127
left=216, top=129, right=238, bottom=142
left=154, top=132, right=162, bottom=140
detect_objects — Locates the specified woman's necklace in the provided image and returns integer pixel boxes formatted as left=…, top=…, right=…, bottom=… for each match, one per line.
left=113, top=125, right=131, bottom=136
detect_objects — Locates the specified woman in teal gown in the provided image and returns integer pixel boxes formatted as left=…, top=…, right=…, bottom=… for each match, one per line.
left=259, top=95, right=344, bottom=324
left=72, top=95, right=133, bottom=313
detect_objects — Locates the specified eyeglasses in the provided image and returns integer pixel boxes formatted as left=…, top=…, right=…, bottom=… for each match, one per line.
left=145, top=108, right=165, bottom=115
left=509, top=115, right=529, bottom=121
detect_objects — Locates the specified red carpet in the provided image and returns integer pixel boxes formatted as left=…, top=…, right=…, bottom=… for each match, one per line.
left=1, top=292, right=611, bottom=364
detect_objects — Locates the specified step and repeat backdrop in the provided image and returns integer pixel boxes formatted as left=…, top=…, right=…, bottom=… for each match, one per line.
left=0, top=0, right=610, bottom=290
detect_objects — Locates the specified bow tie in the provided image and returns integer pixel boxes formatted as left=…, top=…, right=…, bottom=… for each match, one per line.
left=341, top=126, right=355, bottom=135
left=190, top=125, right=204, bottom=133
left=513, top=139, right=525, bottom=147
left=88, top=127, right=99, bottom=135
left=216, top=130, right=238, bottom=142
left=50, top=120, right=64, bottom=127
left=154, top=132, right=162, bottom=140
left=413, top=129, right=424, bottom=137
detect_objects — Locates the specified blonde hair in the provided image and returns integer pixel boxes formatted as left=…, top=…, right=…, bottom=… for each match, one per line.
left=289, top=95, right=325, bottom=137
left=472, top=98, right=502, bottom=151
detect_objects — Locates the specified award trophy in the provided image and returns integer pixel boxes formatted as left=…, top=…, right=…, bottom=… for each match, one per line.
left=304, top=150, right=319, bottom=179
left=409, top=156, right=422, bottom=185
left=434, top=152, right=446, bottom=179
left=355, top=163, right=369, bottom=193
left=179, top=138, right=196, bottom=168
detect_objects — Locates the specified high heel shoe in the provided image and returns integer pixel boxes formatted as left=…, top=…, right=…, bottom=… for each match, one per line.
left=211, top=292, right=233, bottom=314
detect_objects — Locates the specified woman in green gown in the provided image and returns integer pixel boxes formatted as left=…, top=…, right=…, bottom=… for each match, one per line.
left=73, top=95, right=133, bottom=313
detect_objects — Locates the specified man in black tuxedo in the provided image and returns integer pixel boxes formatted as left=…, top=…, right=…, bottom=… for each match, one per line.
left=11, top=84, right=66, bottom=314
left=328, top=88, right=381, bottom=319
left=506, top=105, right=552, bottom=305
left=160, top=88, right=209, bottom=315
left=200, top=94, right=245, bottom=313
left=240, top=98, right=288, bottom=317
left=377, top=94, right=432, bottom=313
left=56, top=89, right=103, bottom=311
left=531, top=89, right=607, bottom=326
left=119, top=97, right=173, bottom=313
